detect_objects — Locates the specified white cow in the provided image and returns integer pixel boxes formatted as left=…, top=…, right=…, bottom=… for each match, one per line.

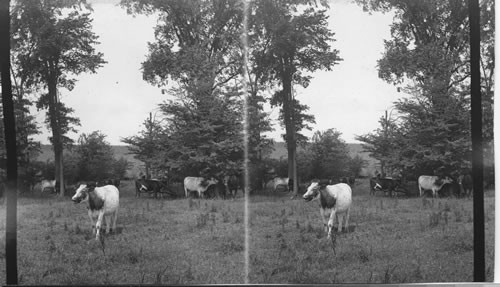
left=72, top=183, right=119, bottom=240
left=183, top=177, right=218, bottom=198
left=418, top=175, right=453, bottom=198
left=273, top=177, right=289, bottom=192
left=303, top=182, right=352, bottom=239
left=40, top=179, right=56, bottom=193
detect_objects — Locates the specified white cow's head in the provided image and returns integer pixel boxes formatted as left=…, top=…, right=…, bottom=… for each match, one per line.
left=206, top=178, right=218, bottom=186
left=438, top=176, right=454, bottom=186
left=303, top=182, right=321, bottom=202
left=71, top=183, right=95, bottom=204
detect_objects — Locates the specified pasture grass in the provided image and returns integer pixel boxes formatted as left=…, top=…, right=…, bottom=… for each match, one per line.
left=0, top=178, right=495, bottom=284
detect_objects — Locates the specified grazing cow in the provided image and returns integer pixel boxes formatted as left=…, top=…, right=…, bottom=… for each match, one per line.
left=97, top=179, right=120, bottom=188
left=458, top=174, right=473, bottom=197
left=224, top=175, right=240, bottom=199
left=272, top=177, right=289, bottom=192
left=439, top=180, right=461, bottom=197
left=418, top=175, right=453, bottom=198
left=303, top=182, right=352, bottom=239
left=183, top=177, right=218, bottom=198
left=71, top=183, right=119, bottom=240
left=135, top=179, right=165, bottom=198
left=370, top=177, right=401, bottom=197
left=40, top=179, right=56, bottom=193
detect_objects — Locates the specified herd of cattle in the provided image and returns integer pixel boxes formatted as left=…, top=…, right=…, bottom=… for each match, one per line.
left=369, top=174, right=474, bottom=198
left=64, top=172, right=476, bottom=241
left=35, top=172, right=475, bottom=200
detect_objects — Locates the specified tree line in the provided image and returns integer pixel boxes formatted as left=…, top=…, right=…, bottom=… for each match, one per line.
left=1, top=0, right=494, bottom=195
left=355, top=0, right=494, bottom=183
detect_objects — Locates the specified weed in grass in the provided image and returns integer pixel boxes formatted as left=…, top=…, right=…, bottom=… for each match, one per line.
left=210, top=204, right=217, bottom=213
left=154, top=267, right=168, bottom=284
left=279, top=217, right=288, bottom=230
left=296, top=220, right=300, bottom=229
left=221, top=210, right=230, bottom=223
left=196, top=212, right=209, bottom=228
left=74, top=224, right=82, bottom=234
left=379, top=200, right=384, bottom=210
left=366, top=271, right=374, bottom=283
left=358, top=244, right=372, bottom=263
left=127, top=247, right=143, bottom=264
left=211, top=213, right=216, bottom=225
left=429, top=211, right=440, bottom=228
left=184, top=262, right=195, bottom=282
left=234, top=216, right=241, bottom=224
left=454, top=209, right=463, bottom=222
left=382, top=265, right=397, bottom=283
left=222, top=240, right=244, bottom=255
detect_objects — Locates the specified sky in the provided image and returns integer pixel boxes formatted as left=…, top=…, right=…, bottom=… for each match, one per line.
left=30, top=0, right=405, bottom=146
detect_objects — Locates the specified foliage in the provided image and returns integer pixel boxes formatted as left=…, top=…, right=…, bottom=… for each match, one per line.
left=248, top=0, right=342, bottom=193
left=72, top=131, right=128, bottom=181
left=120, top=0, right=246, bottom=180
left=10, top=0, right=106, bottom=194
left=275, top=97, right=316, bottom=146
left=308, top=129, right=351, bottom=180
left=155, top=88, right=244, bottom=180
left=355, top=0, right=494, bottom=178
left=121, top=113, right=164, bottom=178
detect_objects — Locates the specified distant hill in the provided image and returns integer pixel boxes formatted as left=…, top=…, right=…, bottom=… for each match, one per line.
left=35, top=145, right=143, bottom=178
left=35, top=142, right=380, bottom=178
left=266, top=142, right=378, bottom=177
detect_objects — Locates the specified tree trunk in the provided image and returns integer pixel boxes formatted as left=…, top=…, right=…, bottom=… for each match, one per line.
left=47, top=73, right=65, bottom=196
left=282, top=71, right=298, bottom=197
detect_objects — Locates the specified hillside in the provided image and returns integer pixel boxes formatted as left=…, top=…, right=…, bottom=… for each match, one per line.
left=35, top=142, right=379, bottom=178
left=35, top=145, right=143, bottom=178
left=266, top=142, right=378, bottom=177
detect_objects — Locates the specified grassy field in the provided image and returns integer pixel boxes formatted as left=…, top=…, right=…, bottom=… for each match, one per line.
left=0, top=178, right=494, bottom=284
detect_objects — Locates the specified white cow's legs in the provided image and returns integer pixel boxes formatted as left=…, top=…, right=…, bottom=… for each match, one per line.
left=336, top=213, right=344, bottom=233
left=87, top=210, right=96, bottom=235
left=104, top=215, right=111, bottom=234
left=344, top=208, right=350, bottom=232
left=327, top=210, right=336, bottom=239
left=95, top=212, right=105, bottom=240
left=320, top=209, right=328, bottom=233
left=112, top=210, right=118, bottom=232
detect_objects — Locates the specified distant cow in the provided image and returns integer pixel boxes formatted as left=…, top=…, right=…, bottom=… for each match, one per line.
left=224, top=175, right=241, bottom=199
left=184, top=177, right=218, bottom=198
left=303, top=182, right=352, bottom=239
left=71, top=182, right=119, bottom=240
left=40, top=179, right=56, bottom=193
left=272, top=177, right=289, bottom=192
left=370, top=177, right=401, bottom=197
left=418, top=175, right=453, bottom=198
left=135, top=179, right=165, bottom=198
left=97, top=179, right=120, bottom=188
left=458, top=174, right=473, bottom=197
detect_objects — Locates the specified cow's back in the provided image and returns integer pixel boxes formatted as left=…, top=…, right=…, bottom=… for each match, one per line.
left=418, top=175, right=435, bottom=189
left=325, top=183, right=352, bottom=212
left=94, top=185, right=119, bottom=212
left=184, top=177, right=202, bottom=190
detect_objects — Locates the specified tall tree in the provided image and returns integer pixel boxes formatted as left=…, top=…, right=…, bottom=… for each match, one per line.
left=309, top=129, right=351, bottom=180
left=121, top=0, right=245, bottom=181
left=122, top=112, right=164, bottom=179
left=11, top=1, right=106, bottom=195
left=356, top=0, right=494, bottom=177
left=249, top=0, right=341, bottom=196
